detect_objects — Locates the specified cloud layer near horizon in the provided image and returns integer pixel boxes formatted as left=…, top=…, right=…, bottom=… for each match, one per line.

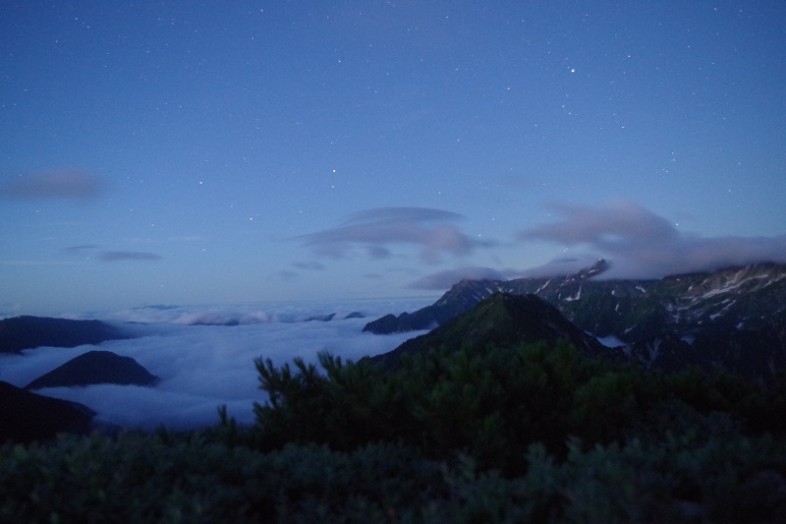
left=0, top=300, right=432, bottom=430
left=298, top=207, right=488, bottom=264
left=520, top=202, right=786, bottom=278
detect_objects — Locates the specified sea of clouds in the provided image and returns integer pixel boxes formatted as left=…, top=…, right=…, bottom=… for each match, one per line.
left=0, top=298, right=433, bottom=431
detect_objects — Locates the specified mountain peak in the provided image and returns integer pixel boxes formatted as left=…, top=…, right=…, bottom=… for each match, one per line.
left=363, top=260, right=614, bottom=335
left=577, top=258, right=610, bottom=279
left=365, top=261, right=786, bottom=379
left=370, top=293, right=606, bottom=369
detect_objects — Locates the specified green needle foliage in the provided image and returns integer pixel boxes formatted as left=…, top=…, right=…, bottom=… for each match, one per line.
left=254, top=341, right=783, bottom=470
left=3, top=340, right=786, bottom=522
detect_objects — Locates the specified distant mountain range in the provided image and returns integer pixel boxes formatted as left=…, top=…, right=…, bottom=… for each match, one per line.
left=365, top=260, right=786, bottom=379
left=0, top=316, right=131, bottom=354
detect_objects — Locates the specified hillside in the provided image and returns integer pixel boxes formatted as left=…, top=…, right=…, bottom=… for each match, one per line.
left=371, top=293, right=608, bottom=370
left=0, top=316, right=131, bottom=354
left=364, top=261, right=786, bottom=378
left=0, top=381, right=95, bottom=443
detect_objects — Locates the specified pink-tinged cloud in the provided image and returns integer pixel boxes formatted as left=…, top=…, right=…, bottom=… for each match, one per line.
left=519, top=201, right=786, bottom=278
left=1, top=170, right=104, bottom=200
left=298, top=207, right=491, bottom=264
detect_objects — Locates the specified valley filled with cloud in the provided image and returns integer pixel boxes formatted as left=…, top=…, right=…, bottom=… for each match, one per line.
left=0, top=299, right=430, bottom=430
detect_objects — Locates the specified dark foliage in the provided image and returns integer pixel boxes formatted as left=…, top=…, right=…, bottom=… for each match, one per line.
left=254, top=341, right=786, bottom=473
left=0, top=381, right=95, bottom=444
left=4, top=334, right=786, bottom=521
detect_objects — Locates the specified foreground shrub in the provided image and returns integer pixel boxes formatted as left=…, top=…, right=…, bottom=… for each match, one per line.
left=541, top=433, right=786, bottom=523
left=5, top=340, right=786, bottom=521
left=3, top=428, right=786, bottom=523
left=255, top=343, right=611, bottom=461
left=0, top=432, right=449, bottom=523
left=257, top=341, right=765, bottom=471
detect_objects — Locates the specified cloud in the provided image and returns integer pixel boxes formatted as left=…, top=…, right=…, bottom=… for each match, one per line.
left=522, top=202, right=679, bottom=247
left=100, top=251, right=162, bottom=262
left=519, top=201, right=786, bottom=277
left=64, top=245, right=101, bottom=254
left=0, top=300, right=432, bottom=430
left=520, top=256, right=608, bottom=278
left=348, top=207, right=464, bottom=223
left=409, top=266, right=516, bottom=290
left=64, top=246, right=162, bottom=263
left=292, top=261, right=326, bottom=271
left=1, top=170, right=104, bottom=200
left=0, top=259, right=82, bottom=267
left=298, top=206, right=489, bottom=264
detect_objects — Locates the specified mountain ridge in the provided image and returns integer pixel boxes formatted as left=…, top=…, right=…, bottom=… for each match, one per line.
left=364, top=260, right=786, bottom=379
left=370, top=293, right=609, bottom=370
left=0, top=316, right=132, bottom=354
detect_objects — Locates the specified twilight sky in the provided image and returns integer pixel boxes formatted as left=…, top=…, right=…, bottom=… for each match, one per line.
left=2, top=1, right=785, bottom=316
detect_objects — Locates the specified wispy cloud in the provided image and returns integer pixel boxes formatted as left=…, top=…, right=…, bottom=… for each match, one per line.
left=519, top=201, right=786, bottom=277
left=298, top=207, right=490, bottom=264
left=520, top=257, right=608, bottom=278
left=0, top=259, right=83, bottom=267
left=292, top=261, right=326, bottom=271
left=409, top=266, right=516, bottom=290
left=63, top=246, right=162, bottom=262
left=64, top=245, right=101, bottom=254
left=100, top=251, right=162, bottom=262
left=1, top=170, right=104, bottom=200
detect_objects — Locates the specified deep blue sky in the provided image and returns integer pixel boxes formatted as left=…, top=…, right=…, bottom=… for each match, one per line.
left=2, top=1, right=785, bottom=315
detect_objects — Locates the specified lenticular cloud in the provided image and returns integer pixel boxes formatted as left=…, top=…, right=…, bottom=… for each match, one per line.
left=297, top=206, right=489, bottom=263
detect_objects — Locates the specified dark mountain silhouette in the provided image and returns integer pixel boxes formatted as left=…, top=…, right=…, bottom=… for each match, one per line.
left=364, top=261, right=786, bottom=379
left=25, top=350, right=158, bottom=390
left=0, top=381, right=95, bottom=443
left=306, top=311, right=366, bottom=322
left=370, top=293, right=609, bottom=370
left=0, top=316, right=131, bottom=354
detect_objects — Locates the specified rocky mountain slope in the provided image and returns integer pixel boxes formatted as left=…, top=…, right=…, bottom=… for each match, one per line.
left=365, top=261, right=786, bottom=378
